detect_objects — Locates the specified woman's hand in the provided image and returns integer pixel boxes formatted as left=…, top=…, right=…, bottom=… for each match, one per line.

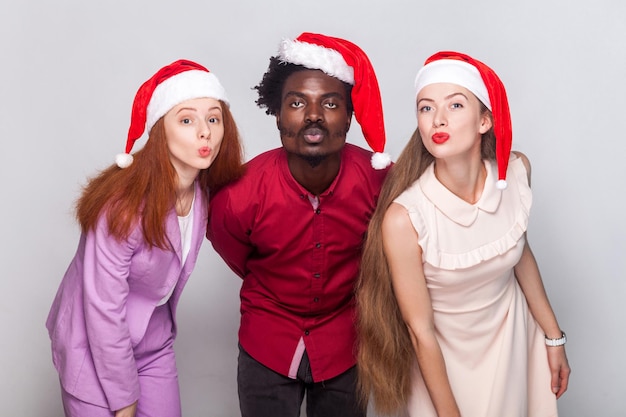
left=115, top=401, right=138, bottom=417
left=547, top=346, right=571, bottom=398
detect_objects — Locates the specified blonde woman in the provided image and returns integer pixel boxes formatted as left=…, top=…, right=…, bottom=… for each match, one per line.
left=356, top=51, right=570, bottom=417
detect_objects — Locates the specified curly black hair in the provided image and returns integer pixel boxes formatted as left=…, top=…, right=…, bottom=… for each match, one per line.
left=254, top=56, right=354, bottom=117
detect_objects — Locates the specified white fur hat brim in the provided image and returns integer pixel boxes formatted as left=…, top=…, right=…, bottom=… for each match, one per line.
left=146, top=70, right=229, bottom=134
left=277, top=38, right=355, bottom=85
left=414, top=59, right=490, bottom=110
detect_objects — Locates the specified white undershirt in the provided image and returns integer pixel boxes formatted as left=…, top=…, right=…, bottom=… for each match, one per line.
left=177, top=194, right=195, bottom=265
left=156, top=193, right=195, bottom=306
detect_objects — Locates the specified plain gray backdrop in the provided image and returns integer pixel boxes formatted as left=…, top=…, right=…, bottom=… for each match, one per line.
left=1, top=0, right=624, bottom=416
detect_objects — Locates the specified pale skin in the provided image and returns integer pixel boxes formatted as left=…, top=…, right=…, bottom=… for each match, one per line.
left=383, top=83, right=570, bottom=416
left=165, top=97, right=225, bottom=216
left=114, top=97, right=225, bottom=417
left=115, top=402, right=138, bottom=417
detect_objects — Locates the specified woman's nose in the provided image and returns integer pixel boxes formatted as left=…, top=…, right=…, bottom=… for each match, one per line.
left=433, top=110, right=446, bottom=127
left=200, top=122, right=211, bottom=139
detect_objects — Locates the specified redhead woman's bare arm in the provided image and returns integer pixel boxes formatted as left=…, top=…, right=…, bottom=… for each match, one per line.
left=114, top=401, right=137, bottom=417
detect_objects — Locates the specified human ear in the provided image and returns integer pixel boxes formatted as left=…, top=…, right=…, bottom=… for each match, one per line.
left=479, top=113, right=493, bottom=134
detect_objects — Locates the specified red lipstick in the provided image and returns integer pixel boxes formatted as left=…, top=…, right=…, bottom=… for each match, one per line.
left=432, top=132, right=449, bottom=144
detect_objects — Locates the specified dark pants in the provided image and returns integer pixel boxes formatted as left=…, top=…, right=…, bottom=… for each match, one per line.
left=237, top=345, right=366, bottom=417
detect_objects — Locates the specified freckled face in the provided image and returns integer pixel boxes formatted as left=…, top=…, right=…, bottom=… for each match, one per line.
left=163, top=97, right=224, bottom=179
left=276, top=69, right=351, bottom=164
left=416, top=82, right=491, bottom=160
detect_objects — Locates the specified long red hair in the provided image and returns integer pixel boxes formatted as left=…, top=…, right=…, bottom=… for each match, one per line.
left=75, top=100, right=244, bottom=249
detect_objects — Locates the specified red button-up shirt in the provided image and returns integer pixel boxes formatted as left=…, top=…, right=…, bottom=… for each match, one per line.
left=207, top=144, right=389, bottom=381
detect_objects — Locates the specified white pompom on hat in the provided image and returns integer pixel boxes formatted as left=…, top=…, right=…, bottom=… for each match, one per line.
left=116, top=59, right=229, bottom=168
left=414, top=51, right=512, bottom=190
left=277, top=32, right=391, bottom=169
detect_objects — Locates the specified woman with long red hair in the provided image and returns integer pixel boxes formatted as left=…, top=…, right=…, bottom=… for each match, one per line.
left=46, top=59, right=244, bottom=417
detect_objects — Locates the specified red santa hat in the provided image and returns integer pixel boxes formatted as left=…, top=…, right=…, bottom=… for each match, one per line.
left=277, top=32, right=391, bottom=169
left=116, top=59, right=229, bottom=168
left=414, top=51, right=512, bottom=189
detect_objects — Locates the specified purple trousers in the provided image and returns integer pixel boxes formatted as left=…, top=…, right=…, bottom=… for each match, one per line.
left=60, top=304, right=181, bottom=417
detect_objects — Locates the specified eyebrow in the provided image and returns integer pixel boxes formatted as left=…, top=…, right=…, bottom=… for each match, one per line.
left=283, top=91, right=345, bottom=100
left=175, top=105, right=223, bottom=114
left=417, top=91, right=469, bottom=105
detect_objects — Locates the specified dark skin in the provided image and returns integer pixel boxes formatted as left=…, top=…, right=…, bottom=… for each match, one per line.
left=276, top=69, right=352, bottom=196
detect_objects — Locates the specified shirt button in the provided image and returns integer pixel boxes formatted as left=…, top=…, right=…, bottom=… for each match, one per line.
left=315, top=243, right=321, bottom=248
left=315, top=208, right=321, bottom=215
left=314, top=297, right=319, bottom=303
left=313, top=273, right=320, bottom=279
left=305, top=330, right=310, bottom=336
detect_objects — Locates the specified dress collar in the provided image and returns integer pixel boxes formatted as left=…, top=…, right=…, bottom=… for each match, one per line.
left=419, top=159, right=502, bottom=226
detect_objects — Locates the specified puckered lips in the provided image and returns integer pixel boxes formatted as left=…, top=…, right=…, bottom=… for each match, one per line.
left=432, top=132, right=450, bottom=145
left=198, top=146, right=211, bottom=157
left=303, top=127, right=325, bottom=144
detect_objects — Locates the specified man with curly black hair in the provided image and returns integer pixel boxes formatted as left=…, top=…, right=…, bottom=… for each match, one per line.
left=255, top=55, right=354, bottom=118
left=207, top=32, right=390, bottom=417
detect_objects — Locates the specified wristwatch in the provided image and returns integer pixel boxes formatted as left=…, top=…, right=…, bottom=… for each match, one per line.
left=545, top=331, right=567, bottom=347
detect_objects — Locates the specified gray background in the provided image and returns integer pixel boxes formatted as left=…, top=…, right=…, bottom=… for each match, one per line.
left=1, top=0, right=624, bottom=415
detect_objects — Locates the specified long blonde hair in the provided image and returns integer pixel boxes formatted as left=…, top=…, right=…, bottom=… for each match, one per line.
left=356, top=109, right=495, bottom=415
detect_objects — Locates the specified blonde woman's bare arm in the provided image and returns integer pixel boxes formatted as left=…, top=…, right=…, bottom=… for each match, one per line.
left=382, top=203, right=461, bottom=417
left=513, top=151, right=571, bottom=398
left=514, top=242, right=571, bottom=398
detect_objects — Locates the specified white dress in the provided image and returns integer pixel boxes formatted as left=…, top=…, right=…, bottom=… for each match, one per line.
left=394, top=155, right=558, bottom=417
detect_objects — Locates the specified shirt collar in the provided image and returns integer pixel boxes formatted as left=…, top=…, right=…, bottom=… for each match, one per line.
left=278, top=148, right=342, bottom=198
left=419, top=159, right=502, bottom=226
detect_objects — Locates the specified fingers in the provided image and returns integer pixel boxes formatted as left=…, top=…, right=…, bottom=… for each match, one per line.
left=551, top=369, right=561, bottom=395
left=555, top=366, right=571, bottom=399
left=547, top=346, right=571, bottom=399
left=550, top=362, right=571, bottom=399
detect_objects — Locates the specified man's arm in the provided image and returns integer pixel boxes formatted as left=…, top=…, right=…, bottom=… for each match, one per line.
left=206, top=188, right=253, bottom=278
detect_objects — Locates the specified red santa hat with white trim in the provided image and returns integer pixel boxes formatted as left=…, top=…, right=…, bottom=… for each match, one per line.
left=414, top=51, right=512, bottom=189
left=277, top=32, right=391, bottom=169
left=115, top=59, right=229, bottom=168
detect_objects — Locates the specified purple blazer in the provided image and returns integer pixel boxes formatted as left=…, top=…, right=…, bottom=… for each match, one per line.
left=46, top=182, right=208, bottom=411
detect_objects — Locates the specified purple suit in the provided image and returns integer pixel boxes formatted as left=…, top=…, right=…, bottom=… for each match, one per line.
left=46, top=182, right=207, bottom=411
